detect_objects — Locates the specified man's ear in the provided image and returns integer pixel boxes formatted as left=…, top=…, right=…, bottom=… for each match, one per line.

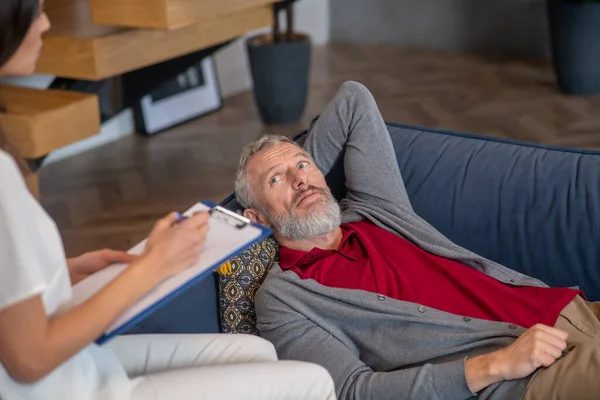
left=243, top=208, right=271, bottom=227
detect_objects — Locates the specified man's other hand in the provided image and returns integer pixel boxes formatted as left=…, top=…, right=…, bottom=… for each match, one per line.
left=494, top=324, right=568, bottom=380
left=465, top=323, right=568, bottom=393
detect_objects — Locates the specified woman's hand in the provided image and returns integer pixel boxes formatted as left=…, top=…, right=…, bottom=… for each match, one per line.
left=136, top=211, right=210, bottom=283
left=67, top=249, right=138, bottom=285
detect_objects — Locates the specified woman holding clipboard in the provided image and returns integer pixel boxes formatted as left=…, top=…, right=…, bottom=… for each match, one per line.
left=0, top=1, right=336, bottom=399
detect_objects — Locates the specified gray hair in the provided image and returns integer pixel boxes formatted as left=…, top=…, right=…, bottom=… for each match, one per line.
left=235, top=134, right=300, bottom=209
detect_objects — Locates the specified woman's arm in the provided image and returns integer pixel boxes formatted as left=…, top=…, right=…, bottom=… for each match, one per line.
left=66, top=249, right=138, bottom=285
left=0, top=211, right=209, bottom=383
left=0, top=260, right=158, bottom=383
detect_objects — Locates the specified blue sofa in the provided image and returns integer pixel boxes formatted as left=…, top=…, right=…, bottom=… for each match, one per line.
left=128, top=121, right=600, bottom=335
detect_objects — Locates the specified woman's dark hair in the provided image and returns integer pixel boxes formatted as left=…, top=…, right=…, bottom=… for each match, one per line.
left=0, top=0, right=40, bottom=68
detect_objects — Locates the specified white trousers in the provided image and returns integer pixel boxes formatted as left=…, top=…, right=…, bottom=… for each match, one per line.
left=107, top=334, right=336, bottom=400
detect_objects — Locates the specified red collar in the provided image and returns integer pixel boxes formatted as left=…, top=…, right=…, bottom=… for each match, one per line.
left=279, top=223, right=365, bottom=269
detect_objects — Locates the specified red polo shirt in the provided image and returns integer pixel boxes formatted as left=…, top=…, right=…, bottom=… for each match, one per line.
left=279, top=220, right=580, bottom=328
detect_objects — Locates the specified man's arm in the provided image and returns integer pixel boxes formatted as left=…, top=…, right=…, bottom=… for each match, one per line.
left=303, top=81, right=413, bottom=210
left=257, top=287, right=475, bottom=400
left=257, top=284, right=569, bottom=399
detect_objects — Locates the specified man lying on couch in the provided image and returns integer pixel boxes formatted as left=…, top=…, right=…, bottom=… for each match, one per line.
left=233, top=81, right=600, bottom=400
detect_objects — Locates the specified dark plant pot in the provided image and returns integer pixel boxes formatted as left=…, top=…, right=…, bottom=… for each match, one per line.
left=548, top=0, right=600, bottom=96
left=246, top=33, right=311, bottom=125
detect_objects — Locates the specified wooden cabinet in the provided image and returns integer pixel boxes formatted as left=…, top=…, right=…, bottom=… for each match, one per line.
left=0, top=85, right=100, bottom=159
left=91, top=0, right=275, bottom=30
left=36, top=0, right=273, bottom=80
left=2, top=0, right=276, bottom=198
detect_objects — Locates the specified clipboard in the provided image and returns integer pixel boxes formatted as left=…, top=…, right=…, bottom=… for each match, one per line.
left=68, top=201, right=272, bottom=344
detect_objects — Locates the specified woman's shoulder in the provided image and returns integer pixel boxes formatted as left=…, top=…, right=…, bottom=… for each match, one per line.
left=0, top=149, right=20, bottom=174
left=0, top=149, right=13, bottom=162
left=0, top=150, right=30, bottom=204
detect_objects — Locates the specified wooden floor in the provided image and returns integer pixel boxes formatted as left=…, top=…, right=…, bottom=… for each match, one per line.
left=39, top=43, right=600, bottom=257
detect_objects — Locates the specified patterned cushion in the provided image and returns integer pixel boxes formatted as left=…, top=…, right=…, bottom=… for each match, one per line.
left=217, top=237, right=279, bottom=334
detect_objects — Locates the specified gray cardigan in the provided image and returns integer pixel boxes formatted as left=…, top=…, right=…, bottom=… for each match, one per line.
left=255, top=82, right=547, bottom=400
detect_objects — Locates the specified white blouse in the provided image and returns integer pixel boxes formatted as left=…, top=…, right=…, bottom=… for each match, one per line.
left=0, top=150, right=130, bottom=400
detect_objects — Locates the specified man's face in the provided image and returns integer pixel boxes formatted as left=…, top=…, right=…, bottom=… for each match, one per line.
left=244, top=143, right=341, bottom=240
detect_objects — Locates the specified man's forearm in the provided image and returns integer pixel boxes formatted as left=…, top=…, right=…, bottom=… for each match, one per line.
left=465, top=352, right=504, bottom=393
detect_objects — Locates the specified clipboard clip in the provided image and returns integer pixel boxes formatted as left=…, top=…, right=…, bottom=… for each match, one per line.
left=209, top=205, right=251, bottom=229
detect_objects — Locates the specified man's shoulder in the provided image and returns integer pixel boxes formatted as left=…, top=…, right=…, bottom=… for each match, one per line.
left=256, top=264, right=287, bottom=301
left=256, top=264, right=315, bottom=306
left=255, top=264, right=307, bottom=322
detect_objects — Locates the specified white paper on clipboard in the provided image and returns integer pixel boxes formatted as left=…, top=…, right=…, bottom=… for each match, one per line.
left=68, top=202, right=270, bottom=342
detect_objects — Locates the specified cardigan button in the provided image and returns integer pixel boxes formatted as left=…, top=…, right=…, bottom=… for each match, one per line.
left=418, top=305, right=427, bottom=313
left=463, top=317, right=471, bottom=322
left=508, top=324, right=517, bottom=329
left=377, top=295, right=385, bottom=301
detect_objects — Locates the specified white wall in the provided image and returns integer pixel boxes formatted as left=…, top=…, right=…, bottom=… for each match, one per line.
left=0, top=74, right=54, bottom=88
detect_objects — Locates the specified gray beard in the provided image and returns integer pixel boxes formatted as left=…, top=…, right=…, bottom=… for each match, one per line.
left=264, top=192, right=342, bottom=241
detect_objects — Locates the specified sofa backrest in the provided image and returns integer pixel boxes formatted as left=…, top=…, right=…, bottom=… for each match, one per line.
left=375, top=122, right=600, bottom=301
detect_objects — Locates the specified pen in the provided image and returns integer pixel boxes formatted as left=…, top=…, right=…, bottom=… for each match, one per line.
left=173, top=212, right=188, bottom=225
